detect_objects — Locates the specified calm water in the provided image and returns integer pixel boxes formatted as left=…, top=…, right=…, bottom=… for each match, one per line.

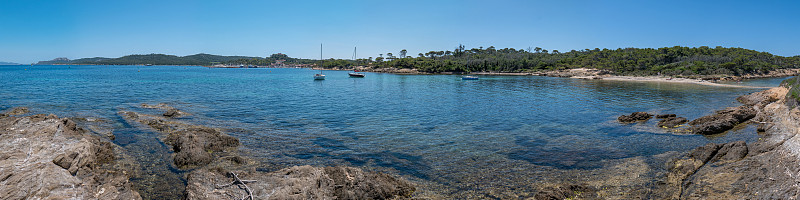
left=0, top=65, right=787, bottom=198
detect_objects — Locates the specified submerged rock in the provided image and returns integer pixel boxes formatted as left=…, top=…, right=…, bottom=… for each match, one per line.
left=534, top=184, right=596, bottom=200
left=140, top=103, right=170, bottom=109
left=185, top=166, right=415, bottom=200
left=665, top=141, right=749, bottom=198
left=167, top=127, right=239, bottom=168
left=162, top=108, right=181, bottom=118
left=658, top=117, right=688, bottom=128
left=689, top=106, right=755, bottom=135
left=618, top=112, right=653, bottom=123
left=4, top=107, right=29, bottom=115
left=120, top=110, right=238, bottom=169
left=0, top=114, right=140, bottom=199
left=141, top=103, right=189, bottom=118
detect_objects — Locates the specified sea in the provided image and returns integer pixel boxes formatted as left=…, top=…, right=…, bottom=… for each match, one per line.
left=0, top=65, right=788, bottom=199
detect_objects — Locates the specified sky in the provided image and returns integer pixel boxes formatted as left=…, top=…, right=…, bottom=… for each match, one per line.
left=1, top=0, right=799, bottom=64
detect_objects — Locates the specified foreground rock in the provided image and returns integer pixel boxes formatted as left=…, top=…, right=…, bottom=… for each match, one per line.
left=617, top=112, right=653, bottom=123
left=666, top=141, right=748, bottom=189
left=662, top=84, right=800, bottom=199
left=125, top=103, right=416, bottom=198
left=185, top=166, right=415, bottom=199
left=0, top=112, right=140, bottom=199
left=689, top=87, right=785, bottom=135
left=119, top=110, right=238, bottom=169
left=533, top=184, right=596, bottom=200
left=689, top=105, right=755, bottom=135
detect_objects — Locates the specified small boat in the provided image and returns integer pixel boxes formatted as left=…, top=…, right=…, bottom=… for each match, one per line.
left=348, top=47, right=365, bottom=78
left=462, top=76, right=479, bottom=80
left=314, top=43, right=325, bottom=80
left=348, top=72, right=365, bottom=77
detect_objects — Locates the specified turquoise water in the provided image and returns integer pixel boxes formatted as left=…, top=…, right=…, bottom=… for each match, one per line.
left=0, top=65, right=785, bottom=198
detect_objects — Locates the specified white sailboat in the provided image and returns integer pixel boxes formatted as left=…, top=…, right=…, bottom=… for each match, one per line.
left=314, top=43, right=326, bottom=80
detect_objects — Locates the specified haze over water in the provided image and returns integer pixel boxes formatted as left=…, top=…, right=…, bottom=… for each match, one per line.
left=0, top=65, right=785, bottom=198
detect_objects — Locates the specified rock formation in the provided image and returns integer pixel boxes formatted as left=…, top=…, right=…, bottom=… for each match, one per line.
left=663, top=83, right=800, bottom=199
left=0, top=111, right=140, bottom=199
left=122, top=103, right=416, bottom=199
left=658, top=116, right=688, bottom=128
left=689, top=106, right=756, bottom=135
left=656, top=113, right=677, bottom=119
left=185, top=166, right=415, bottom=199
left=618, top=112, right=653, bottom=123
left=119, top=110, right=238, bottom=169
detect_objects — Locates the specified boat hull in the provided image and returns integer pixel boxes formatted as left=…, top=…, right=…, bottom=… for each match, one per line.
left=314, top=74, right=326, bottom=80
left=348, top=73, right=365, bottom=78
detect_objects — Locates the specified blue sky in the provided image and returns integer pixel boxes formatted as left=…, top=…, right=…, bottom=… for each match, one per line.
left=1, top=0, right=798, bottom=64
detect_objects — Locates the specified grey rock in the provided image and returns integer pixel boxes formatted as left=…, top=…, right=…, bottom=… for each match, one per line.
left=0, top=114, right=140, bottom=199
left=658, top=117, right=688, bottom=128
left=618, top=112, right=653, bottom=123
left=690, top=106, right=755, bottom=135
left=185, top=166, right=415, bottom=200
left=534, top=184, right=595, bottom=200
left=656, top=114, right=677, bottom=119
left=120, top=111, right=238, bottom=169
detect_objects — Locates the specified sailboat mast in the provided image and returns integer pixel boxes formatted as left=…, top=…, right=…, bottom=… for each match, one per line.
left=320, top=43, right=323, bottom=73
left=352, top=46, right=357, bottom=60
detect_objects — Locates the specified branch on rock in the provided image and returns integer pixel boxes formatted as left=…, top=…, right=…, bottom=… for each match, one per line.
left=216, top=172, right=257, bottom=200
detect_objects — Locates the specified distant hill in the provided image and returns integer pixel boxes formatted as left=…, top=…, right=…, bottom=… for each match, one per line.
left=0, top=61, right=20, bottom=65
left=35, top=53, right=261, bottom=66
left=36, top=57, right=110, bottom=65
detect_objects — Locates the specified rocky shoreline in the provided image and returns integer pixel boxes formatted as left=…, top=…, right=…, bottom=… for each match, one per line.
left=541, top=77, right=800, bottom=199
left=0, top=104, right=415, bottom=199
left=0, top=110, right=141, bottom=199
left=4, top=77, right=800, bottom=199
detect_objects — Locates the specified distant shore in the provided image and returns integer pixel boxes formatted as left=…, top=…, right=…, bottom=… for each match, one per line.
left=594, top=75, right=771, bottom=88
left=315, top=66, right=794, bottom=88
left=23, top=64, right=799, bottom=88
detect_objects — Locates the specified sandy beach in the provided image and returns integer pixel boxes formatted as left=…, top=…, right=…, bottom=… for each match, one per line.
left=592, top=76, right=772, bottom=88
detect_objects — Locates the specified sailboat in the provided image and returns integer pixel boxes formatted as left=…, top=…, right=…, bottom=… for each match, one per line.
left=314, top=43, right=326, bottom=80
left=348, top=46, right=365, bottom=78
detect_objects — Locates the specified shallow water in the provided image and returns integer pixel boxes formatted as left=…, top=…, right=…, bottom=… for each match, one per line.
left=0, top=65, right=784, bottom=198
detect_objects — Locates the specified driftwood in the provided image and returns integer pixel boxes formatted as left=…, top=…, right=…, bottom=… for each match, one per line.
left=217, top=172, right=257, bottom=200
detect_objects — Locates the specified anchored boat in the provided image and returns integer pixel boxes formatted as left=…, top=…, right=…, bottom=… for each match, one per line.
left=314, top=43, right=325, bottom=80
left=462, top=76, right=479, bottom=80
left=348, top=47, right=365, bottom=78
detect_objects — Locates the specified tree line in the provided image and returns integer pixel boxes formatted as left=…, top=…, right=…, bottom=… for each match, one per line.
left=37, top=46, right=800, bottom=76
left=321, top=45, right=800, bottom=76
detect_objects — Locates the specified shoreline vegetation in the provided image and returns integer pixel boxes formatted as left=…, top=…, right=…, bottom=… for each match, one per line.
left=4, top=77, right=800, bottom=198
left=31, top=45, right=800, bottom=86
